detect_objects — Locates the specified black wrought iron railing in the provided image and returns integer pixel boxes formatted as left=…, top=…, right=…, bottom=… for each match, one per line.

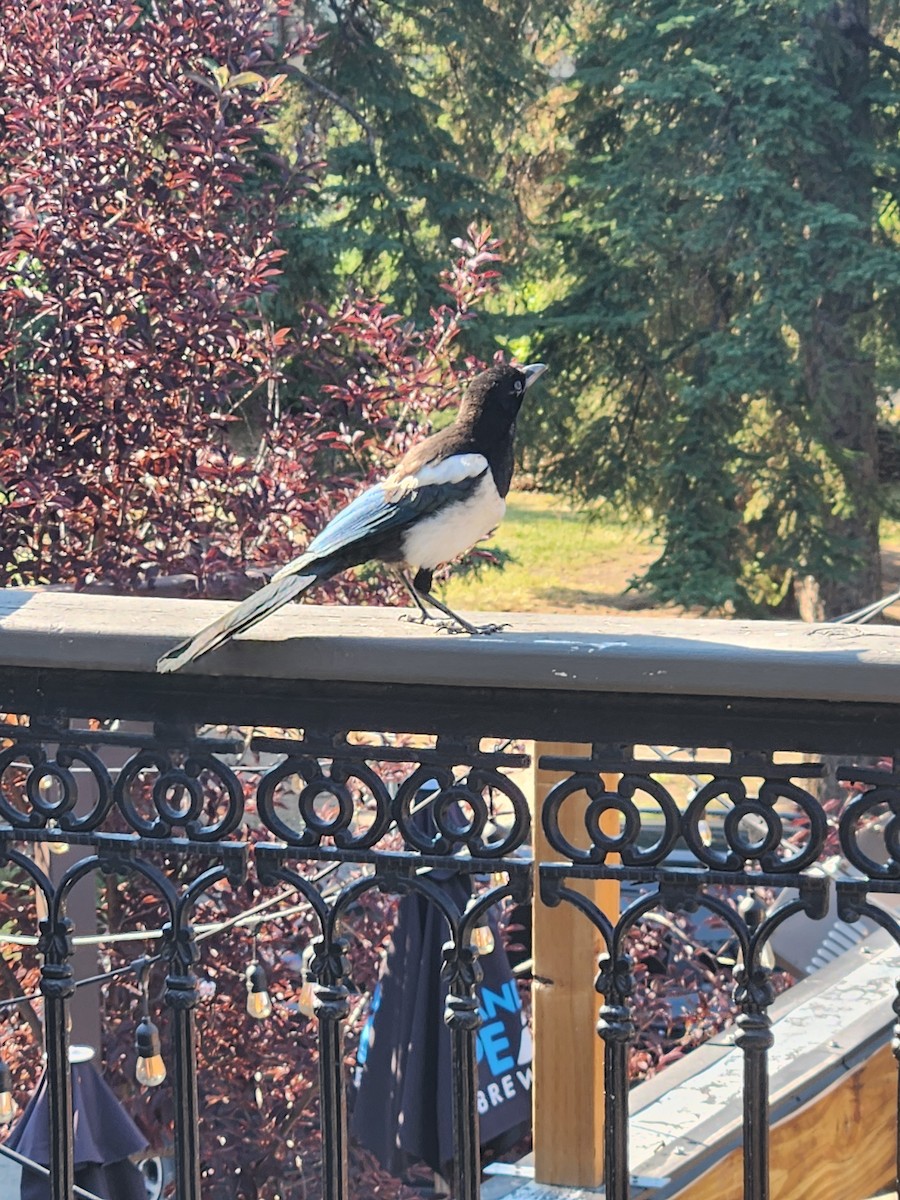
left=2, top=590, right=900, bottom=1200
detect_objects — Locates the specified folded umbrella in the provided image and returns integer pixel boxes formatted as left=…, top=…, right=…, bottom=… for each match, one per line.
left=352, top=878, right=532, bottom=1177
left=6, top=1051, right=148, bottom=1200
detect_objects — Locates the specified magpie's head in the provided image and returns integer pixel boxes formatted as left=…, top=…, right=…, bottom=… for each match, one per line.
left=459, top=362, right=547, bottom=434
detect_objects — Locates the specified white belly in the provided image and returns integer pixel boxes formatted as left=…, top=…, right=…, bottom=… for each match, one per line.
left=401, top=474, right=506, bottom=570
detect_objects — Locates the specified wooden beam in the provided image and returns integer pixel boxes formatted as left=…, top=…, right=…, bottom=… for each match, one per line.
left=674, top=1043, right=897, bottom=1200
left=5, top=587, right=900, bottom=706
left=5, top=592, right=900, bottom=752
left=529, top=742, right=619, bottom=1188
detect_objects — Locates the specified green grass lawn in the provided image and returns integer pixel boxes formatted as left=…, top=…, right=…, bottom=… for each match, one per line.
left=440, top=490, right=663, bottom=615
left=439, top=491, right=900, bottom=617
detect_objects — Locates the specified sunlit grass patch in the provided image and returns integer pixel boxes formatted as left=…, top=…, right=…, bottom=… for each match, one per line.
left=440, top=491, right=661, bottom=615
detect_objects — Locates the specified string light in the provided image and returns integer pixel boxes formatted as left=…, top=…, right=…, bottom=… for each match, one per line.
left=471, top=922, right=495, bottom=956
left=134, top=1016, right=167, bottom=1088
left=134, top=967, right=166, bottom=1087
left=0, top=866, right=345, bottom=1014
left=297, top=945, right=316, bottom=1019
left=46, top=828, right=71, bottom=857
left=245, top=934, right=272, bottom=1020
left=36, top=779, right=70, bottom=854
left=0, top=1059, right=16, bottom=1125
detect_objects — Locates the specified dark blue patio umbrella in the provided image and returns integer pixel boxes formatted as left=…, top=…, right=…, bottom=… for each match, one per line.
left=351, top=872, right=532, bottom=1179
left=6, top=1051, right=147, bottom=1200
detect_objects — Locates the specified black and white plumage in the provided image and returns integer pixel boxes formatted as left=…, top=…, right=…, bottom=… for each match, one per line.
left=156, top=362, right=547, bottom=673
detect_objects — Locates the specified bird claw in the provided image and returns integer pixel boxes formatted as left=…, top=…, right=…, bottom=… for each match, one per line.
left=398, top=610, right=508, bottom=636
left=399, top=611, right=442, bottom=626
left=437, top=620, right=509, bottom=636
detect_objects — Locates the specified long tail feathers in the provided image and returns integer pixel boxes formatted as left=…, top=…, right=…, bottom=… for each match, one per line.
left=156, top=572, right=318, bottom=674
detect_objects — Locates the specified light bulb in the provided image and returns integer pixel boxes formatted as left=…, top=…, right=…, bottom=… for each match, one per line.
left=297, top=979, right=316, bottom=1018
left=136, top=1053, right=167, bottom=1088
left=246, top=988, right=273, bottom=1020
left=471, top=923, right=495, bottom=955
left=245, top=963, right=272, bottom=1020
left=297, top=946, right=316, bottom=1018
left=135, top=1016, right=167, bottom=1087
left=0, top=1062, right=15, bottom=1125
left=45, top=817, right=69, bottom=856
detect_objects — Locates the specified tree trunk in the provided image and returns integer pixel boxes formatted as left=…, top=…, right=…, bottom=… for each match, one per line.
left=795, top=0, right=880, bottom=621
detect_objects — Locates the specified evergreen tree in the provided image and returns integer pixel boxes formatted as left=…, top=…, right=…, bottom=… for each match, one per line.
left=273, top=1, right=567, bottom=325
left=539, top=0, right=900, bottom=615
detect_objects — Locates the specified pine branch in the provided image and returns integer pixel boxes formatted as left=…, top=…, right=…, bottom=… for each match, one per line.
left=842, top=24, right=900, bottom=67
left=285, top=62, right=377, bottom=155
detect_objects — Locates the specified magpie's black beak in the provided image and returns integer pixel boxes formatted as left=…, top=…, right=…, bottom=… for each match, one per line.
left=522, top=362, right=548, bottom=390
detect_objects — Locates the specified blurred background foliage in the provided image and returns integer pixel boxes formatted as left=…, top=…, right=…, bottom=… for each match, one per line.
left=2, top=0, right=900, bottom=618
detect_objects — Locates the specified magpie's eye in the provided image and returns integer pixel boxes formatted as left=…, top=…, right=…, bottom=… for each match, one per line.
left=514, top=380, right=524, bottom=393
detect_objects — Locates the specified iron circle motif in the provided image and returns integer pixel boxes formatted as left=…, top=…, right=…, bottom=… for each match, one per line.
left=839, top=782, right=900, bottom=879
left=49, top=747, right=114, bottom=833
left=0, top=742, right=113, bottom=831
left=585, top=783, right=640, bottom=857
left=542, top=771, right=680, bottom=865
left=297, top=769, right=354, bottom=840
left=750, top=778, right=827, bottom=872
left=114, top=749, right=243, bottom=840
left=26, top=758, right=77, bottom=819
left=394, top=764, right=529, bottom=858
left=0, top=743, right=65, bottom=828
left=683, top=775, right=826, bottom=871
left=723, top=801, right=781, bottom=860
left=255, top=754, right=393, bottom=848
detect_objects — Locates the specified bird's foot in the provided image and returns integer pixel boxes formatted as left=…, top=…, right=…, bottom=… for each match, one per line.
left=435, top=619, right=509, bottom=636
left=399, top=611, right=444, bottom=627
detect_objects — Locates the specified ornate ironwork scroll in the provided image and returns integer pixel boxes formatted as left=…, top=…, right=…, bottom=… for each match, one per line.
left=3, top=706, right=899, bottom=1200
left=539, top=743, right=831, bottom=1200
left=0, top=720, right=531, bottom=1200
left=0, top=721, right=248, bottom=1200
left=836, top=760, right=900, bottom=1198
left=253, top=730, right=532, bottom=1200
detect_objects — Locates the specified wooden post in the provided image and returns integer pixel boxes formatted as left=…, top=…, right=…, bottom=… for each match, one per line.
left=529, top=742, right=620, bottom=1188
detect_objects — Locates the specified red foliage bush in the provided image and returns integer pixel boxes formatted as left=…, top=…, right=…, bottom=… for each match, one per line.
left=0, top=0, right=502, bottom=600
left=0, top=0, right=300, bottom=587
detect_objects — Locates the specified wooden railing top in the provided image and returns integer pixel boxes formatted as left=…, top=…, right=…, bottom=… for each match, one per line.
left=2, top=586, right=900, bottom=705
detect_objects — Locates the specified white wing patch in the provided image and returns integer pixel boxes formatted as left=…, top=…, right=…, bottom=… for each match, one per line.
left=415, top=453, right=488, bottom=486
left=385, top=453, right=488, bottom=498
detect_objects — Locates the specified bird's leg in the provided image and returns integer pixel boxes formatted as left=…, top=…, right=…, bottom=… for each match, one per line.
left=411, top=569, right=508, bottom=637
left=396, top=570, right=444, bottom=626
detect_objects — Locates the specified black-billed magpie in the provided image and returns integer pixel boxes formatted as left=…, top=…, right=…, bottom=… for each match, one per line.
left=156, top=361, right=547, bottom=673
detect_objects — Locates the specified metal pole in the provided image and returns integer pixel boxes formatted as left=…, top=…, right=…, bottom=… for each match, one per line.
left=166, top=967, right=202, bottom=1200
left=39, top=919, right=75, bottom=1200
left=735, top=987, right=774, bottom=1200
left=598, top=1000, right=632, bottom=1200
left=446, top=989, right=481, bottom=1200
left=315, top=983, right=350, bottom=1200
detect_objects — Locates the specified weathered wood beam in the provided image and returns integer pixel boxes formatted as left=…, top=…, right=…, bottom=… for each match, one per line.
left=4, top=590, right=900, bottom=752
